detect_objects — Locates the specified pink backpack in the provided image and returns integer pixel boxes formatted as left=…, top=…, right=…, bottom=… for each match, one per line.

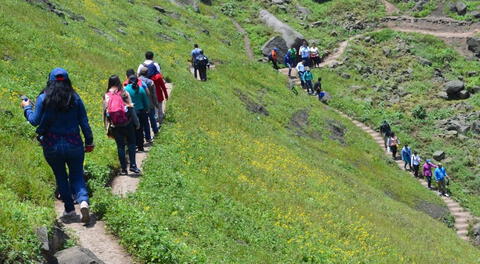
left=106, top=91, right=128, bottom=126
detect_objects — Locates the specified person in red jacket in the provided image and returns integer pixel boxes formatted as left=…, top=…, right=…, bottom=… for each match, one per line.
left=268, top=48, right=279, bottom=70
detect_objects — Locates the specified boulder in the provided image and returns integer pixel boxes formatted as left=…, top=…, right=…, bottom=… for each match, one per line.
left=259, top=9, right=305, bottom=51
left=55, top=247, right=105, bottom=264
left=471, top=120, right=480, bottom=134
left=459, top=90, right=470, bottom=99
left=444, top=80, right=465, bottom=98
left=433, top=151, right=446, bottom=161
left=471, top=11, right=480, bottom=18
left=153, top=5, right=166, bottom=13
left=418, top=57, right=432, bottom=66
left=261, top=36, right=288, bottom=63
left=471, top=86, right=480, bottom=94
left=467, top=37, right=480, bottom=56
left=455, top=1, right=467, bottom=15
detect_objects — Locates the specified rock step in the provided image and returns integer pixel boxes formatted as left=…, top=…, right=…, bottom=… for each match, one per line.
left=455, top=223, right=469, bottom=230
left=447, top=206, right=464, bottom=213
left=457, top=230, right=468, bottom=236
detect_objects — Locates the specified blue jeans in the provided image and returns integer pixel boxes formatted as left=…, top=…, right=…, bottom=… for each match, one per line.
left=43, top=138, right=88, bottom=212
left=148, top=108, right=159, bottom=135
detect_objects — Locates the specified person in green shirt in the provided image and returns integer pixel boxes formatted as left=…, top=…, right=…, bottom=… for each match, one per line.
left=288, top=47, right=297, bottom=67
left=125, top=75, right=149, bottom=151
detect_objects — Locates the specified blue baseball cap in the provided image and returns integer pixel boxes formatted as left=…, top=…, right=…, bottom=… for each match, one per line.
left=49, top=68, right=69, bottom=81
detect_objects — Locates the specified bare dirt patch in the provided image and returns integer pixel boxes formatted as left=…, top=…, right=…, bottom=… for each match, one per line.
left=235, top=90, right=269, bottom=116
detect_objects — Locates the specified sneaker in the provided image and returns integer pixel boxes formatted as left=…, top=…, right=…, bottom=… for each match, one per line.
left=137, top=147, right=145, bottom=152
left=62, top=210, right=77, bottom=219
left=80, top=201, right=90, bottom=224
left=445, top=193, right=450, bottom=197
left=120, top=169, right=128, bottom=175
left=146, top=139, right=153, bottom=144
left=129, top=166, right=141, bottom=174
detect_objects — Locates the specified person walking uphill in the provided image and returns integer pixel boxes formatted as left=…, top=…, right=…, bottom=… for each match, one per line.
left=125, top=75, right=149, bottom=153
left=401, top=144, right=412, bottom=171
left=299, top=41, right=310, bottom=67
left=423, top=159, right=437, bottom=189
left=191, top=44, right=203, bottom=80
left=302, top=67, right=314, bottom=95
left=21, top=68, right=93, bottom=223
left=195, top=50, right=209, bottom=81
left=137, top=51, right=169, bottom=105
left=139, top=67, right=161, bottom=133
left=284, top=51, right=293, bottom=77
left=434, top=163, right=450, bottom=197
left=411, top=151, right=421, bottom=178
left=104, top=75, right=141, bottom=175
left=379, top=120, right=391, bottom=150
left=268, top=48, right=279, bottom=70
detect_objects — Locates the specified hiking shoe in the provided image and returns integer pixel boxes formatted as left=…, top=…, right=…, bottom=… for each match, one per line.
left=129, top=166, right=141, bottom=174
left=137, top=147, right=145, bottom=152
left=62, top=210, right=77, bottom=219
left=445, top=193, right=450, bottom=197
left=120, top=169, right=128, bottom=175
left=80, top=201, right=90, bottom=224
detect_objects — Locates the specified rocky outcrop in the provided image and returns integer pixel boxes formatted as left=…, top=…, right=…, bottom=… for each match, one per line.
left=444, top=80, right=470, bottom=100
left=55, top=247, right=105, bottom=264
left=259, top=9, right=305, bottom=57
left=467, top=37, right=480, bottom=57
left=433, top=151, right=445, bottom=161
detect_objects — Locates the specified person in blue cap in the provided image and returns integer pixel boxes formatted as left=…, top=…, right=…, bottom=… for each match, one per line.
left=21, top=68, right=94, bottom=223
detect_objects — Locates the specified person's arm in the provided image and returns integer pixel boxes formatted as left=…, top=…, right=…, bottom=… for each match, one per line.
left=129, top=107, right=140, bottom=129
left=154, top=62, right=161, bottom=73
left=24, top=94, right=45, bottom=126
left=137, top=64, right=143, bottom=76
left=150, top=83, right=159, bottom=108
left=77, top=97, right=94, bottom=146
left=142, top=89, right=149, bottom=110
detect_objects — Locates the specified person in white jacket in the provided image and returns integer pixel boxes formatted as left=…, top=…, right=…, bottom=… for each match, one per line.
left=411, top=151, right=422, bottom=178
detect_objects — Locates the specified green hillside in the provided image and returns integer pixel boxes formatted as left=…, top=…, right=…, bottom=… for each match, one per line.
left=0, top=0, right=479, bottom=263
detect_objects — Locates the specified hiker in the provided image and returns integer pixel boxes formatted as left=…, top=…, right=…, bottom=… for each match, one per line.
left=299, top=41, right=310, bottom=67
left=379, top=121, right=391, bottom=150
left=401, top=144, right=412, bottom=171
left=125, top=69, right=153, bottom=143
left=296, top=60, right=306, bottom=88
left=196, top=50, right=209, bottom=81
left=137, top=51, right=169, bottom=116
left=139, top=67, right=160, bottom=136
left=191, top=44, right=203, bottom=80
left=434, top=163, right=450, bottom=197
left=302, top=67, right=314, bottom=94
left=310, top=43, right=321, bottom=68
left=125, top=75, right=149, bottom=152
left=411, top=151, right=421, bottom=178
left=21, top=68, right=93, bottom=223
left=423, top=159, right=437, bottom=189
left=387, top=132, right=399, bottom=159
left=268, top=48, right=279, bottom=70
left=104, top=75, right=141, bottom=175
left=288, top=47, right=297, bottom=67
left=284, top=51, right=293, bottom=77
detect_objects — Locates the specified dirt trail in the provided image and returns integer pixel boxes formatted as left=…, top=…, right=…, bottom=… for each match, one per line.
left=381, top=0, right=399, bottom=15
left=55, top=83, right=174, bottom=264
left=231, top=19, right=255, bottom=61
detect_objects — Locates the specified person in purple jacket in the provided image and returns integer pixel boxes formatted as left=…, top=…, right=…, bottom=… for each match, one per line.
left=21, top=68, right=94, bottom=223
left=423, top=159, right=437, bottom=190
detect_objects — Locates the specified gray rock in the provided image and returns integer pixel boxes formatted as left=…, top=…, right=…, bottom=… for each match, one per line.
left=55, top=247, right=105, bottom=264
left=467, top=37, right=480, bottom=56
left=438, top=91, right=449, bottom=100
left=153, top=5, right=166, bottom=13
left=471, top=120, right=480, bottom=134
left=456, top=1, right=467, bottom=15
left=259, top=10, right=305, bottom=50
left=471, top=86, right=480, bottom=94
left=116, top=28, right=126, bottom=35
left=433, top=151, right=446, bottom=161
left=261, top=36, right=288, bottom=63
left=444, top=80, right=465, bottom=96
left=459, top=90, right=470, bottom=99
left=341, top=72, right=351, bottom=79
left=471, top=11, right=480, bottom=18
left=418, top=57, right=432, bottom=66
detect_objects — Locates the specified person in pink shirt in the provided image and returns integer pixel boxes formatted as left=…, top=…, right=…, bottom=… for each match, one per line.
left=423, top=159, right=437, bottom=189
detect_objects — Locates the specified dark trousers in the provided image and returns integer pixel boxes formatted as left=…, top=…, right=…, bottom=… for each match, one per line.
left=113, top=123, right=137, bottom=170
left=193, top=65, right=199, bottom=79
left=198, top=65, right=207, bottom=81
left=413, top=164, right=420, bottom=177
left=43, top=138, right=87, bottom=213
left=269, top=58, right=279, bottom=70
left=426, top=176, right=432, bottom=189
left=148, top=108, right=158, bottom=135
left=302, top=57, right=311, bottom=67
left=136, top=110, right=149, bottom=150
left=437, top=179, right=446, bottom=195
left=390, top=145, right=398, bottom=159
left=305, top=80, right=313, bottom=93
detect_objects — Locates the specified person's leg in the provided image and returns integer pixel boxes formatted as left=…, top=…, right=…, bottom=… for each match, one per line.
left=273, top=60, right=279, bottom=70
left=113, top=127, right=127, bottom=170
left=426, top=176, right=432, bottom=189
left=439, top=179, right=446, bottom=195
left=193, top=64, right=198, bottom=79
left=143, top=111, right=152, bottom=142
left=44, top=146, right=74, bottom=213
left=148, top=108, right=159, bottom=135
left=65, top=144, right=88, bottom=204
left=126, top=123, right=138, bottom=169
left=392, top=146, right=397, bottom=159
left=136, top=111, right=145, bottom=151
left=404, top=160, right=407, bottom=170
left=156, top=102, right=164, bottom=125
left=200, top=66, right=207, bottom=81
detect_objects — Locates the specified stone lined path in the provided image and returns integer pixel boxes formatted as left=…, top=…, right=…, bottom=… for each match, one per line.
left=55, top=83, right=173, bottom=264
left=280, top=46, right=476, bottom=240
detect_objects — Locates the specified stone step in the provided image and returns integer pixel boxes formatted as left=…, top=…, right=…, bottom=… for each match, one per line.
left=453, top=211, right=471, bottom=218
left=457, top=230, right=468, bottom=236
left=448, top=206, right=464, bottom=213
left=455, top=223, right=469, bottom=230
left=455, top=217, right=470, bottom=224
left=459, top=235, right=469, bottom=241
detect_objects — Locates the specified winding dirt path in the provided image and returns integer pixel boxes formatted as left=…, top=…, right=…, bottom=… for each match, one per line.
left=232, top=19, right=255, bottom=61
left=381, top=0, right=399, bottom=15
left=55, top=83, right=173, bottom=264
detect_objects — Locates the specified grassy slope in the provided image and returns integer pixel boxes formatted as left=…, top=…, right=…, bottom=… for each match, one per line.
left=215, top=0, right=385, bottom=56
left=320, top=29, right=480, bottom=217
left=390, top=0, right=480, bottom=19
left=0, top=0, right=479, bottom=263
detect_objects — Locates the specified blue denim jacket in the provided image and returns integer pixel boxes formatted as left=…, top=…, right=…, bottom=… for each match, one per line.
left=23, top=93, right=94, bottom=146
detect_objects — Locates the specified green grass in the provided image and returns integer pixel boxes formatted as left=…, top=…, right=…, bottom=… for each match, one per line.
left=390, top=0, right=480, bottom=19
left=320, top=29, right=480, bottom=218
left=1, top=0, right=480, bottom=263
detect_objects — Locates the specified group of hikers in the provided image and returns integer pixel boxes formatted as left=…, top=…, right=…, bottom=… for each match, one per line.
left=269, top=41, right=327, bottom=101
left=380, top=121, right=451, bottom=197
left=20, top=47, right=213, bottom=223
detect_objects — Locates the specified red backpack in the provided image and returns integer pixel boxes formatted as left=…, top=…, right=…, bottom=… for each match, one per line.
left=106, top=91, right=128, bottom=126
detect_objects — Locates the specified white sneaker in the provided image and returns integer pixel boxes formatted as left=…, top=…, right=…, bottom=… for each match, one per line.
left=445, top=193, right=450, bottom=197
left=80, top=201, right=90, bottom=223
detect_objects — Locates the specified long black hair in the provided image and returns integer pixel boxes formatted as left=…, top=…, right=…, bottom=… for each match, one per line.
left=107, top=75, right=123, bottom=92
left=128, top=75, right=139, bottom=92
left=43, top=79, right=76, bottom=111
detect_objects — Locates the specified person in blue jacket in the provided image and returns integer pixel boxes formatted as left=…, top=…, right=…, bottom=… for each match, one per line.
left=401, top=144, right=412, bottom=171
left=125, top=75, right=149, bottom=152
left=284, top=51, right=293, bottom=77
left=21, top=68, right=94, bottom=223
left=434, top=163, right=450, bottom=197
